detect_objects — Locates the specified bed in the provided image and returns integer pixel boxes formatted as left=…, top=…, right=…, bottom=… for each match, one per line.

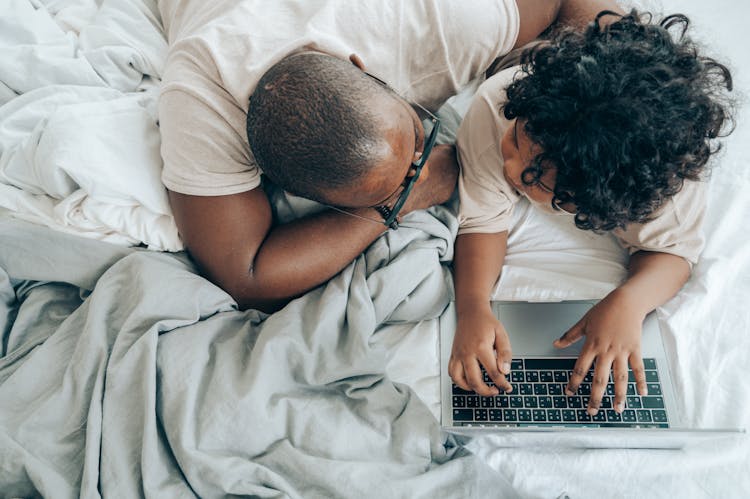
left=1, top=0, right=748, bottom=497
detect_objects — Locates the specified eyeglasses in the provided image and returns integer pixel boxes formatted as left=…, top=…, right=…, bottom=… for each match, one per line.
left=535, top=178, right=577, bottom=214
left=326, top=73, right=441, bottom=230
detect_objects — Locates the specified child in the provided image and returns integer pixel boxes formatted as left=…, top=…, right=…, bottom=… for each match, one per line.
left=450, top=10, right=733, bottom=416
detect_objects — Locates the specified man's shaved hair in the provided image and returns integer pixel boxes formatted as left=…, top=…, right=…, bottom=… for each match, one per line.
left=247, top=52, right=393, bottom=203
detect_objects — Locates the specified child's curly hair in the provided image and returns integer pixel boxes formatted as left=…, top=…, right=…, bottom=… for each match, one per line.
left=503, top=10, right=734, bottom=231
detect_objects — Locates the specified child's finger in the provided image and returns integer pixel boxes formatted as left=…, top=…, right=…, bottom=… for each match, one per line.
left=554, top=320, right=585, bottom=348
left=464, top=358, right=498, bottom=397
left=566, top=347, right=595, bottom=396
left=612, top=356, right=629, bottom=413
left=448, top=357, right=471, bottom=392
left=494, top=332, right=513, bottom=375
left=477, top=349, right=507, bottom=394
left=628, top=352, right=649, bottom=396
left=588, top=355, right=613, bottom=416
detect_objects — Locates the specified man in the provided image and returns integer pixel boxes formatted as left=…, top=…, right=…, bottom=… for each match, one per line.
left=158, top=0, right=622, bottom=312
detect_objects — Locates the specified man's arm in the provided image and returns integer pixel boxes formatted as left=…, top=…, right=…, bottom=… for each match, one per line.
left=170, top=144, right=458, bottom=313
left=169, top=187, right=388, bottom=313
left=513, top=0, right=625, bottom=49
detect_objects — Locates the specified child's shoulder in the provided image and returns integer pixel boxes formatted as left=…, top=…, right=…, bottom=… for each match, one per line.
left=613, top=180, right=708, bottom=264
left=475, top=65, right=522, bottom=103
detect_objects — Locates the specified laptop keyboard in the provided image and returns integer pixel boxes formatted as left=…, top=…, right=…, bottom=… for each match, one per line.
left=451, top=357, right=669, bottom=428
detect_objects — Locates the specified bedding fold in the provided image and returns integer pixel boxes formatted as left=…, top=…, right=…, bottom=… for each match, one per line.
left=0, top=205, right=497, bottom=498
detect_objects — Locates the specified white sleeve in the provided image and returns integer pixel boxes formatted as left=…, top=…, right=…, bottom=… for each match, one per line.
left=613, top=180, right=707, bottom=265
left=456, top=68, right=522, bottom=234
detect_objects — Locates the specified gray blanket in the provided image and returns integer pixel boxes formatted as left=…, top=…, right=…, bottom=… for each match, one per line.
left=0, top=192, right=496, bottom=498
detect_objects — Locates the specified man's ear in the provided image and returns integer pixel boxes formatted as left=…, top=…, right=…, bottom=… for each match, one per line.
left=349, top=53, right=366, bottom=72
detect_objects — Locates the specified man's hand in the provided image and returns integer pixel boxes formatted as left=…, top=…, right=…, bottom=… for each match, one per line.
left=401, top=144, right=458, bottom=215
left=553, top=290, right=647, bottom=416
left=449, top=304, right=514, bottom=396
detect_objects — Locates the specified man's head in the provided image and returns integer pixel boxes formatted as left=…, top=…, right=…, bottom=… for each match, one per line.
left=502, top=10, right=734, bottom=231
left=246, top=52, right=426, bottom=208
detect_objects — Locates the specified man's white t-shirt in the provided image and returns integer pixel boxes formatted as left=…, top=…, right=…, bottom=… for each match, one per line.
left=157, top=0, right=521, bottom=196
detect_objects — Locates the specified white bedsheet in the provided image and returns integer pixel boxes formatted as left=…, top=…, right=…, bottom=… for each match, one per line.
left=0, top=0, right=181, bottom=250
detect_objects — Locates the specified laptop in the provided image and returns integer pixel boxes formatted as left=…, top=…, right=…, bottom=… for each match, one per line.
left=439, top=300, right=745, bottom=448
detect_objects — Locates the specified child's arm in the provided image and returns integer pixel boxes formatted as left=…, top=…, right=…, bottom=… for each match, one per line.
left=449, top=231, right=514, bottom=396
left=553, top=251, right=690, bottom=415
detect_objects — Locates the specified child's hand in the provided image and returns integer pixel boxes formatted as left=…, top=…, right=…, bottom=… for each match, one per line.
left=449, top=306, right=513, bottom=397
left=553, top=291, right=649, bottom=416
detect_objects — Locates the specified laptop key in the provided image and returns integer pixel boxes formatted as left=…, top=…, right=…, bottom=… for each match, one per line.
left=567, top=396, right=583, bottom=408
left=475, top=409, right=489, bottom=421
left=495, top=395, right=509, bottom=408
left=534, top=384, right=548, bottom=395
left=576, top=410, right=592, bottom=422
left=538, top=396, right=553, bottom=408
left=636, top=410, right=652, bottom=423
left=532, top=409, right=547, bottom=421
left=643, top=358, right=657, bottom=369
left=540, top=371, right=554, bottom=382
left=510, top=396, right=524, bottom=408
left=481, top=397, right=494, bottom=408
left=627, top=384, right=636, bottom=396
left=453, top=409, right=474, bottom=421
left=525, top=371, right=539, bottom=382
left=626, top=396, right=642, bottom=409
left=652, top=410, right=668, bottom=423
left=554, top=371, right=568, bottom=383
left=592, top=410, right=606, bottom=422
left=520, top=383, right=533, bottom=395
left=467, top=396, right=480, bottom=408
left=645, top=370, right=659, bottom=382
left=548, top=383, right=563, bottom=395
left=511, top=359, right=524, bottom=371
left=518, top=409, right=532, bottom=422
left=489, top=409, right=503, bottom=421
left=547, top=409, right=562, bottom=422
left=503, top=409, right=518, bottom=421
left=647, top=383, right=662, bottom=395
left=622, top=410, right=637, bottom=422
left=453, top=385, right=472, bottom=395
left=524, top=358, right=575, bottom=370
left=642, top=396, right=665, bottom=409
left=562, top=410, right=577, bottom=422
left=553, top=396, right=568, bottom=408
left=524, top=396, right=538, bottom=408
left=452, top=396, right=466, bottom=408
left=511, top=371, right=524, bottom=382
left=606, top=410, right=622, bottom=422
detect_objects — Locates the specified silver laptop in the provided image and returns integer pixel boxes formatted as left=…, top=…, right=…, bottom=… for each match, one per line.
left=439, top=300, right=745, bottom=448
